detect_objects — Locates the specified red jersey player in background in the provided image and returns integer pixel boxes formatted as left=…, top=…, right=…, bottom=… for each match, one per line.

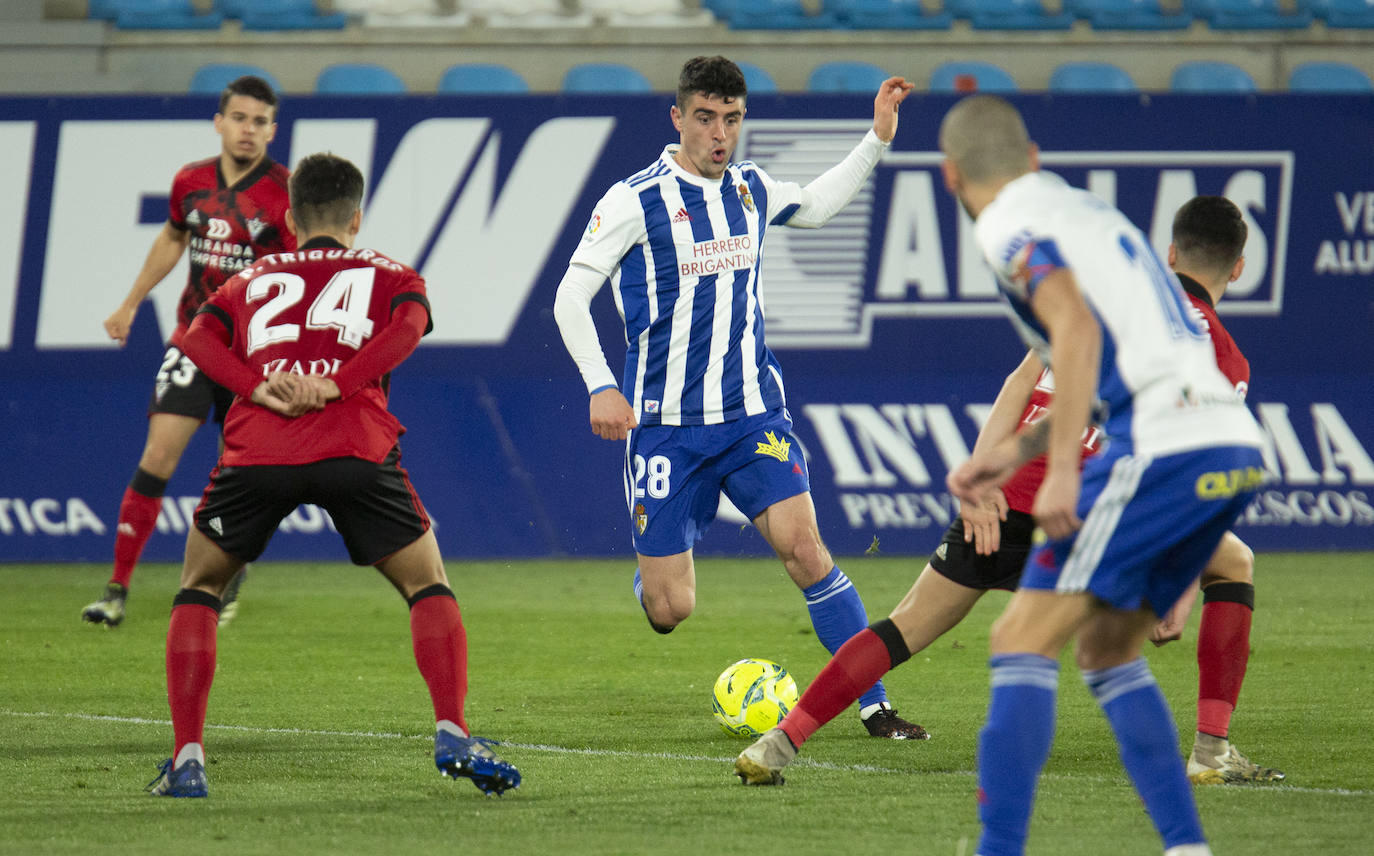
left=1150, top=195, right=1282, bottom=785
left=146, top=152, right=520, bottom=798
left=83, top=75, right=295, bottom=629
left=737, top=195, right=1281, bottom=788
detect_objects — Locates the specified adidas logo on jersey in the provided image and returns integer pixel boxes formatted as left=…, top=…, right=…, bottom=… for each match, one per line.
left=672, top=207, right=691, bottom=223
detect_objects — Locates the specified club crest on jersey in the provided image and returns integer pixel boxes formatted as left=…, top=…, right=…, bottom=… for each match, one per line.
left=634, top=503, right=648, bottom=535
left=755, top=431, right=791, bottom=463
left=246, top=216, right=266, bottom=241
left=736, top=183, right=754, bottom=213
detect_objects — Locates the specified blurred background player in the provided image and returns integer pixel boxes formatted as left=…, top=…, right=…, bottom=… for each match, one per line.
left=735, top=351, right=1078, bottom=781
left=553, top=56, right=927, bottom=739
left=146, top=152, right=519, bottom=798
left=82, top=75, right=295, bottom=629
left=737, top=196, right=1283, bottom=788
left=940, top=96, right=1264, bottom=856
left=1150, top=195, right=1283, bottom=785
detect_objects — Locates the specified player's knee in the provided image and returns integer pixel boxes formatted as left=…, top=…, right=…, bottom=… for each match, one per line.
left=1202, top=536, right=1254, bottom=586
left=781, top=535, right=832, bottom=586
left=643, top=589, right=694, bottom=631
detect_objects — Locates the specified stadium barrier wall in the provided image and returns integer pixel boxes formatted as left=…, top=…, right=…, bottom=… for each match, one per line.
left=1, top=94, right=1371, bottom=562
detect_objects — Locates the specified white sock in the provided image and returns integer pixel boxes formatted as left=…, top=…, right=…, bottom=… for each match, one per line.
left=1164, top=844, right=1213, bottom=856
left=174, top=742, right=205, bottom=768
left=859, top=702, right=890, bottom=720
left=437, top=719, right=468, bottom=738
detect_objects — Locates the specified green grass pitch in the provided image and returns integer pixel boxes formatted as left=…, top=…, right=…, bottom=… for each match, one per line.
left=2, top=552, right=1370, bottom=855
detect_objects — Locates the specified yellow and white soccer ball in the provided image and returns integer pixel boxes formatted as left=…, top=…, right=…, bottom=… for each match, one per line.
left=711, top=658, right=799, bottom=738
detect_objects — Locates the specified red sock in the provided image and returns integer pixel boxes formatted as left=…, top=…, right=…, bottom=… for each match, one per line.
left=112, top=485, right=164, bottom=588
left=779, top=628, right=891, bottom=748
left=166, top=600, right=219, bottom=757
left=1196, top=599, right=1253, bottom=737
left=410, top=594, right=469, bottom=734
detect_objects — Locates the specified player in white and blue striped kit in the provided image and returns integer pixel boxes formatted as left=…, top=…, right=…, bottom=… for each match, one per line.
left=940, top=96, right=1267, bottom=856
left=554, top=56, right=926, bottom=739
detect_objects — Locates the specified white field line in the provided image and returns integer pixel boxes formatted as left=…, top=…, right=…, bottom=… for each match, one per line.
left=3, top=709, right=1369, bottom=798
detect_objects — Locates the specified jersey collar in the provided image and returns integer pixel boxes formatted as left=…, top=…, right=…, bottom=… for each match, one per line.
left=217, top=156, right=276, bottom=193
left=661, top=144, right=735, bottom=189
left=1176, top=272, right=1214, bottom=308
left=299, top=236, right=348, bottom=251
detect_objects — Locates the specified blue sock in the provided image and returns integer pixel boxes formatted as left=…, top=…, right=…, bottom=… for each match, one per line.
left=976, top=653, right=1059, bottom=856
left=802, top=566, right=886, bottom=709
left=632, top=567, right=644, bottom=610
left=1082, top=658, right=1206, bottom=850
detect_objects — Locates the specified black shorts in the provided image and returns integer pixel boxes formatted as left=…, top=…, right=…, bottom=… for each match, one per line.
left=148, top=345, right=234, bottom=424
left=194, top=447, right=430, bottom=565
left=928, top=509, right=1037, bottom=592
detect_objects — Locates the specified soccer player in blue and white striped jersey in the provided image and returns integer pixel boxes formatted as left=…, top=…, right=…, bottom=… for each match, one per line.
left=554, top=56, right=925, bottom=739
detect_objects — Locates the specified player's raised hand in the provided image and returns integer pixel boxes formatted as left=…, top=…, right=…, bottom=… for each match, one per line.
left=589, top=387, right=637, bottom=441
left=104, top=305, right=137, bottom=346
left=872, top=77, right=915, bottom=143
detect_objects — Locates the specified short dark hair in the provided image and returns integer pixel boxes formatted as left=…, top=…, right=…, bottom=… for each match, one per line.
left=289, top=153, right=364, bottom=234
left=1172, top=196, right=1247, bottom=274
left=219, top=75, right=279, bottom=117
left=677, top=56, right=747, bottom=112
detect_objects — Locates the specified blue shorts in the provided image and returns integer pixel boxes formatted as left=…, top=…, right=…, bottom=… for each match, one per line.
left=1020, top=444, right=1265, bottom=616
left=625, top=409, right=810, bottom=557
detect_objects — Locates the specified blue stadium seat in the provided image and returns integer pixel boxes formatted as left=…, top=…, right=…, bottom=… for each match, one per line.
left=827, top=0, right=954, bottom=29
left=1322, top=0, right=1374, bottom=26
left=722, top=0, right=840, bottom=28
left=112, top=0, right=223, bottom=29
left=189, top=63, right=281, bottom=95
left=1170, top=61, right=1257, bottom=92
left=88, top=0, right=123, bottom=18
left=1049, top=61, right=1138, bottom=92
left=315, top=64, right=406, bottom=95
left=1185, top=0, right=1313, bottom=28
left=1074, top=0, right=1192, bottom=29
left=438, top=63, right=531, bottom=94
left=227, top=0, right=347, bottom=29
left=929, top=61, right=1018, bottom=93
left=1288, top=61, right=1374, bottom=91
left=562, top=63, right=653, bottom=93
left=964, top=0, right=1074, bottom=29
left=736, top=61, right=779, bottom=94
left=807, top=61, right=892, bottom=92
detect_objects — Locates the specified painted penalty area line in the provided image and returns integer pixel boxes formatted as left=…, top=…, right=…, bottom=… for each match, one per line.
left=3, top=709, right=1367, bottom=798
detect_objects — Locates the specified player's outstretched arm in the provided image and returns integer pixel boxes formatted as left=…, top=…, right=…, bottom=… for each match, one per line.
left=872, top=77, right=915, bottom=144
left=104, top=223, right=190, bottom=346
